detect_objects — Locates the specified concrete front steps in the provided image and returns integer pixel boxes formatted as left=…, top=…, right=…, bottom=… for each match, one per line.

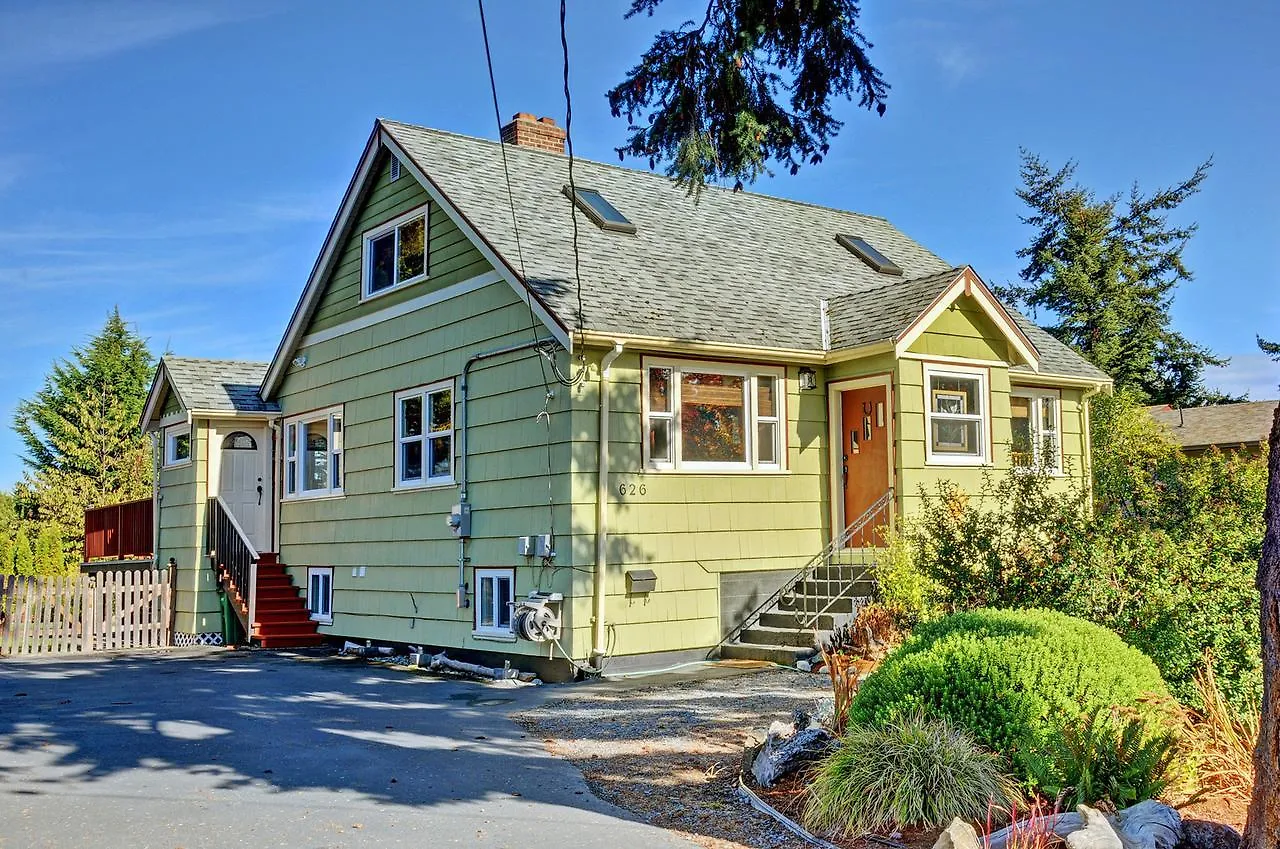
left=249, top=553, right=325, bottom=649
left=717, top=560, right=877, bottom=665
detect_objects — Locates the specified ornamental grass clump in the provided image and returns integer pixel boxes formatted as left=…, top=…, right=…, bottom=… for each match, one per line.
left=804, top=715, right=1019, bottom=836
left=849, top=608, right=1172, bottom=784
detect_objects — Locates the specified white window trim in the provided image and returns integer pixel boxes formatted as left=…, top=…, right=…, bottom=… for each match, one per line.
left=923, top=363, right=990, bottom=467
left=473, top=568, right=514, bottom=637
left=1010, top=386, right=1064, bottom=475
left=360, top=205, right=429, bottom=302
left=306, top=566, right=333, bottom=625
left=283, top=406, right=344, bottom=500
left=393, top=380, right=455, bottom=490
left=163, top=424, right=191, bottom=468
left=641, top=358, right=786, bottom=473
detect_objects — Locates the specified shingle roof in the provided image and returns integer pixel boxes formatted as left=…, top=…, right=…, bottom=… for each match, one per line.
left=376, top=120, right=1106, bottom=381
left=163, top=357, right=277, bottom=414
left=1147, top=400, right=1278, bottom=450
left=825, top=268, right=963, bottom=350
left=1008, top=317, right=1111, bottom=383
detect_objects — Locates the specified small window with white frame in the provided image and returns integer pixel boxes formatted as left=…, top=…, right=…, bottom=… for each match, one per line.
left=394, top=380, right=454, bottom=488
left=1010, top=387, right=1062, bottom=473
left=643, top=359, right=785, bottom=471
left=474, top=568, right=513, bottom=636
left=362, top=206, right=427, bottom=298
left=924, top=364, right=989, bottom=465
left=284, top=407, right=344, bottom=499
left=307, top=567, right=333, bottom=624
left=163, top=424, right=191, bottom=468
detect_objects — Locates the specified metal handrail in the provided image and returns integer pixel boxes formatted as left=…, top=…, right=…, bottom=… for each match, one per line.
left=207, top=496, right=259, bottom=635
left=711, top=488, right=894, bottom=656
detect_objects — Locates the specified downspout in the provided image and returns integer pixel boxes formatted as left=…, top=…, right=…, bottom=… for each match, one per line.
left=593, top=342, right=624, bottom=666
left=457, top=337, right=558, bottom=607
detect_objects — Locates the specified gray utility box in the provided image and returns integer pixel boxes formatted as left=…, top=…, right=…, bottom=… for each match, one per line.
left=626, top=569, right=658, bottom=594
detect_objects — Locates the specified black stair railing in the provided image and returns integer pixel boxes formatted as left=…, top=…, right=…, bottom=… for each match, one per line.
left=710, top=488, right=894, bottom=657
left=207, top=496, right=259, bottom=635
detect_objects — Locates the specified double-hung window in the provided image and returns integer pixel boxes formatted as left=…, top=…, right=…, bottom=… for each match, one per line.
left=307, top=567, right=333, bottom=624
left=1010, top=387, right=1062, bottom=473
left=474, top=568, right=514, bottom=636
left=163, top=424, right=191, bottom=468
left=924, top=364, right=989, bottom=465
left=394, top=381, right=454, bottom=488
left=643, top=360, right=785, bottom=471
left=362, top=206, right=427, bottom=298
left=284, top=407, right=344, bottom=498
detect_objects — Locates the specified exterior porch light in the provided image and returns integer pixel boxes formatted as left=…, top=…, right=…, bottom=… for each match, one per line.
left=798, top=366, right=818, bottom=391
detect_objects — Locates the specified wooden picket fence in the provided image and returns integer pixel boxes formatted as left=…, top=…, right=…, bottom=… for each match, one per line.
left=0, top=569, right=172, bottom=656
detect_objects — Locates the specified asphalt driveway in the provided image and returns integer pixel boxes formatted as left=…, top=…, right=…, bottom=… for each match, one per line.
left=0, top=649, right=693, bottom=849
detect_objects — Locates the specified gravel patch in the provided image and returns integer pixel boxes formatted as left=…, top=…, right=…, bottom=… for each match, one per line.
left=515, top=665, right=831, bottom=849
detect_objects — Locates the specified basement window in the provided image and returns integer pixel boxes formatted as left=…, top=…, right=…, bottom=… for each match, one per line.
left=837, top=234, right=902, bottom=276
left=563, top=186, right=636, bottom=234
left=363, top=207, right=427, bottom=298
left=307, top=567, right=333, bottom=624
left=474, top=568, right=514, bottom=637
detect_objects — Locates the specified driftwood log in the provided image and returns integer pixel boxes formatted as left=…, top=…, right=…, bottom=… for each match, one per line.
left=750, top=718, right=838, bottom=788
left=974, top=802, right=1181, bottom=849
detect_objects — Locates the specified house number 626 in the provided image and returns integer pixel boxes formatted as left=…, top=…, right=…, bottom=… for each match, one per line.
left=618, top=482, right=647, bottom=497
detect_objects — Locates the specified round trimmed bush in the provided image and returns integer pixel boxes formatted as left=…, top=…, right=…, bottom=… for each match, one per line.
left=848, top=608, right=1171, bottom=779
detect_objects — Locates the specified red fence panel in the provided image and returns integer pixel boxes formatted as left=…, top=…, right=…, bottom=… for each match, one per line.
left=83, top=498, right=153, bottom=562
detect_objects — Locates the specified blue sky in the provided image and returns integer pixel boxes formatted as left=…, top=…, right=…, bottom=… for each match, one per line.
left=0, top=0, right=1276, bottom=488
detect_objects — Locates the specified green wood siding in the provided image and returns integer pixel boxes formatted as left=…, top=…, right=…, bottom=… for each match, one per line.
left=907, top=295, right=1014, bottom=363
left=277, top=278, right=575, bottom=656
left=308, top=153, right=491, bottom=334
left=157, top=418, right=219, bottom=636
left=565, top=350, right=831, bottom=658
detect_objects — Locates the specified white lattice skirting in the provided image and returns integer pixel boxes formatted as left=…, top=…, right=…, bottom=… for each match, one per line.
left=173, top=631, right=224, bottom=647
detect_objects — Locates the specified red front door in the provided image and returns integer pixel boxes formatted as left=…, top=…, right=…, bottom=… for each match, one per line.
left=840, top=384, right=891, bottom=547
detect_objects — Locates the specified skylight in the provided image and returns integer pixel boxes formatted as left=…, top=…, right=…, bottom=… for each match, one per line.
left=564, top=186, right=636, bottom=234
left=837, top=234, right=902, bottom=276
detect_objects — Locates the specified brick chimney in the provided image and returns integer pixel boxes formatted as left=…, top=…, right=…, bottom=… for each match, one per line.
left=500, top=112, right=566, bottom=154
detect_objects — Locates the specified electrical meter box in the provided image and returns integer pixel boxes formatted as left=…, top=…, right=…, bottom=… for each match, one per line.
left=447, top=503, right=471, bottom=538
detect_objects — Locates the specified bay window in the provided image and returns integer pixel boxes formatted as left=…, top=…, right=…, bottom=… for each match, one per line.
left=1010, top=387, right=1062, bottom=473
left=284, top=407, right=344, bottom=498
left=924, top=364, right=989, bottom=465
left=643, top=360, right=785, bottom=471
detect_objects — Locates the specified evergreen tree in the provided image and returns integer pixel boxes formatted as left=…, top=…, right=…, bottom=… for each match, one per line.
left=0, top=532, right=12, bottom=575
left=1000, top=152, right=1236, bottom=407
left=12, top=309, right=154, bottom=542
left=609, top=0, right=889, bottom=193
left=33, top=524, right=65, bottom=575
left=12, top=528, right=34, bottom=577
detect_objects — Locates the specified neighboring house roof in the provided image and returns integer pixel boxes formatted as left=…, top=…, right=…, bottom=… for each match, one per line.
left=264, top=119, right=1111, bottom=394
left=140, top=356, right=278, bottom=431
left=1147, top=400, right=1278, bottom=450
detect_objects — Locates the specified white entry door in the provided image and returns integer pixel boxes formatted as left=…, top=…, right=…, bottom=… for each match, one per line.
left=218, top=430, right=268, bottom=552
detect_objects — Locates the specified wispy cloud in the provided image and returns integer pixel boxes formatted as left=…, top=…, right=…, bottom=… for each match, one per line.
left=0, top=1, right=274, bottom=74
left=0, top=155, right=26, bottom=193
left=934, top=44, right=980, bottom=85
left=1205, top=353, right=1280, bottom=401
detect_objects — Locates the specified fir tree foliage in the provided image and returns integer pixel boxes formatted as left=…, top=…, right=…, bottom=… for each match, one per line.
left=609, top=0, right=888, bottom=194
left=33, top=524, right=66, bottom=575
left=12, top=528, right=34, bottom=577
left=1000, top=152, right=1235, bottom=407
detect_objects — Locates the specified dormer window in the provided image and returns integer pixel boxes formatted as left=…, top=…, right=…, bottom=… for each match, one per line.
left=363, top=207, right=427, bottom=299
left=837, top=234, right=902, bottom=275
left=564, top=186, right=636, bottom=234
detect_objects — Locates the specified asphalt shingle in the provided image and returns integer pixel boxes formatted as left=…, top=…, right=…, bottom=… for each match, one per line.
left=1147, top=400, right=1278, bottom=450
left=383, top=121, right=1106, bottom=382
left=163, top=357, right=278, bottom=414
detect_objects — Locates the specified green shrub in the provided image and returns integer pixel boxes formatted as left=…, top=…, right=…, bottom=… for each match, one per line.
left=1026, top=707, right=1180, bottom=809
left=848, top=609, right=1171, bottom=782
left=874, top=530, right=943, bottom=626
left=804, top=715, right=1018, bottom=835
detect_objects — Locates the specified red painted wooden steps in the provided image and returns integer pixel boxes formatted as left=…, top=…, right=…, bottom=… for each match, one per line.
left=250, top=553, right=325, bottom=648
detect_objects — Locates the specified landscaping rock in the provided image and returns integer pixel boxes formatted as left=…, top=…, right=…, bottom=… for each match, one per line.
left=986, top=801, right=1181, bottom=849
left=749, top=722, right=837, bottom=788
left=1177, top=820, right=1241, bottom=849
left=1066, top=806, right=1123, bottom=849
left=934, top=817, right=982, bottom=849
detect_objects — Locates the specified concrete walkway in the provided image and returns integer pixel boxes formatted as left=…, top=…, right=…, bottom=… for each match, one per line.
left=0, top=649, right=693, bottom=848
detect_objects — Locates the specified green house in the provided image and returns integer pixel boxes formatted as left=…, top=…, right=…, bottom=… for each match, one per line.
left=137, top=114, right=1110, bottom=674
